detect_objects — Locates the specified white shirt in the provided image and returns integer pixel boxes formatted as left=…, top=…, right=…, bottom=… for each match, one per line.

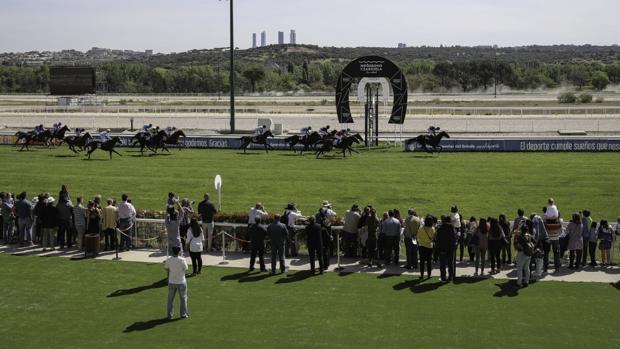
left=248, top=208, right=268, bottom=224
left=322, top=207, right=337, bottom=219
left=118, top=201, right=136, bottom=220
left=545, top=204, right=559, bottom=220
left=285, top=210, right=303, bottom=227
left=450, top=212, right=461, bottom=228
left=165, top=256, right=188, bottom=284
left=187, top=230, right=204, bottom=253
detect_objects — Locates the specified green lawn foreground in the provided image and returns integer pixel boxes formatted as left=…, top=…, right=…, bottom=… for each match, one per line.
left=1, top=254, right=618, bottom=348
left=0, top=145, right=619, bottom=219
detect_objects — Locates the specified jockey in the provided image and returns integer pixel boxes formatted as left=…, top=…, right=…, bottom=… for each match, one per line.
left=142, top=123, right=153, bottom=133
left=164, top=126, right=176, bottom=137
left=33, top=124, right=45, bottom=135
left=98, top=129, right=112, bottom=143
left=428, top=125, right=440, bottom=136
left=74, top=128, right=84, bottom=136
left=318, top=125, right=330, bottom=137
left=300, top=126, right=312, bottom=137
left=333, top=128, right=350, bottom=145
left=52, top=122, right=62, bottom=132
left=253, top=125, right=267, bottom=137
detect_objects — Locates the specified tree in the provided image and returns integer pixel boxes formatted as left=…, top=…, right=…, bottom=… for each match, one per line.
left=591, top=71, right=610, bottom=91
left=242, top=66, right=265, bottom=93
left=568, top=67, right=589, bottom=89
left=432, top=61, right=454, bottom=90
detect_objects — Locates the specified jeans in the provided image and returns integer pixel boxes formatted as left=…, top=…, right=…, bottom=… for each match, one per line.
left=377, top=233, right=385, bottom=260
left=404, top=237, right=417, bottom=268
left=250, top=245, right=265, bottom=271
left=366, top=239, right=377, bottom=265
left=119, top=218, right=132, bottom=250
left=271, top=242, right=286, bottom=272
left=189, top=251, right=202, bottom=274
left=543, top=239, right=561, bottom=271
left=57, top=219, right=72, bottom=248
left=384, top=235, right=400, bottom=265
left=342, top=231, right=358, bottom=257
left=42, top=227, right=55, bottom=249
left=202, top=222, right=215, bottom=251
left=308, top=244, right=324, bottom=272
left=419, top=246, right=433, bottom=278
left=286, top=227, right=298, bottom=257
left=18, top=217, right=33, bottom=244
left=588, top=242, right=597, bottom=265
left=475, top=247, right=487, bottom=274
left=581, top=237, right=590, bottom=265
left=104, top=228, right=116, bottom=250
left=569, top=249, right=583, bottom=269
left=3, top=219, right=14, bottom=243
left=439, top=250, right=454, bottom=281
left=167, top=283, right=188, bottom=319
left=488, top=239, right=502, bottom=271
left=516, top=251, right=531, bottom=285
left=75, top=224, right=86, bottom=249
left=501, top=236, right=512, bottom=264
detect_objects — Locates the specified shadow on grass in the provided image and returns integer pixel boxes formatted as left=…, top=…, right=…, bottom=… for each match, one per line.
left=411, top=280, right=446, bottom=294
left=124, top=318, right=180, bottom=332
left=220, top=270, right=250, bottom=281
left=392, top=278, right=423, bottom=291
left=453, top=276, right=486, bottom=285
left=50, top=154, right=79, bottom=158
left=275, top=270, right=315, bottom=284
left=611, top=281, right=620, bottom=291
left=107, top=277, right=168, bottom=297
left=493, top=279, right=521, bottom=297
left=238, top=272, right=274, bottom=283
left=236, top=152, right=262, bottom=155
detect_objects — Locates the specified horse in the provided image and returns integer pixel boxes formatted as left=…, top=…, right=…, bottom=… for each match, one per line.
left=284, top=131, right=322, bottom=155
left=64, top=132, right=92, bottom=154
left=240, top=130, right=274, bottom=153
left=405, top=131, right=451, bottom=153
left=315, top=133, right=363, bottom=159
left=85, top=137, right=122, bottom=160
left=162, top=130, right=186, bottom=150
left=15, top=129, right=52, bottom=151
left=131, top=131, right=154, bottom=155
left=50, top=125, right=71, bottom=146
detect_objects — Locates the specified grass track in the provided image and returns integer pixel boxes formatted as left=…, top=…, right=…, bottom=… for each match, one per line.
left=0, top=145, right=618, bottom=219
left=1, top=254, right=619, bottom=348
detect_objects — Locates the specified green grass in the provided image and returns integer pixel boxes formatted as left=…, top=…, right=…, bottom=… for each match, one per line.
left=1, top=254, right=618, bottom=348
left=0, top=145, right=619, bottom=220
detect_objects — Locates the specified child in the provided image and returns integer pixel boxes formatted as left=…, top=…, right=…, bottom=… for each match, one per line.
left=598, top=220, right=613, bottom=266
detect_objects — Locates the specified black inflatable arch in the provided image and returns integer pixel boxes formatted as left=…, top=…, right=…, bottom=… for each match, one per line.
left=335, top=56, right=408, bottom=124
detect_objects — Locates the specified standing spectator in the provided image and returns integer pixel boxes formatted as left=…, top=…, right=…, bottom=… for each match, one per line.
left=14, top=192, right=34, bottom=246
left=500, top=213, right=514, bottom=265
left=86, top=201, right=101, bottom=237
left=34, top=193, right=48, bottom=244
left=365, top=208, right=381, bottom=268
left=381, top=210, right=402, bottom=266
left=179, top=198, right=193, bottom=248
left=186, top=219, right=204, bottom=276
left=465, top=217, right=478, bottom=262
left=1, top=193, right=15, bottom=244
left=101, top=198, right=119, bottom=251
left=73, top=197, right=87, bottom=250
left=358, top=206, right=371, bottom=259
left=417, top=215, right=436, bottom=279
left=598, top=220, right=613, bottom=266
left=436, top=215, right=456, bottom=283
left=514, top=223, right=533, bottom=288
left=165, top=246, right=189, bottom=320
left=58, top=184, right=70, bottom=204
left=544, top=198, right=559, bottom=222
left=247, top=203, right=268, bottom=253
left=530, top=212, right=548, bottom=277
left=403, top=208, right=421, bottom=269
left=587, top=221, right=598, bottom=267
left=543, top=206, right=562, bottom=272
left=197, top=193, right=217, bottom=252
left=268, top=215, right=288, bottom=274
left=56, top=196, right=74, bottom=249
left=317, top=201, right=337, bottom=257
left=342, top=204, right=361, bottom=258
left=165, top=204, right=183, bottom=256
left=118, top=194, right=136, bottom=251
left=40, top=196, right=58, bottom=251
left=248, top=216, right=267, bottom=272
left=474, top=218, right=489, bottom=277
left=567, top=213, right=583, bottom=269
left=488, top=217, right=505, bottom=274
left=449, top=206, right=462, bottom=261
left=305, top=216, right=324, bottom=274
left=580, top=210, right=593, bottom=267
left=283, top=203, right=304, bottom=257
left=377, top=212, right=389, bottom=260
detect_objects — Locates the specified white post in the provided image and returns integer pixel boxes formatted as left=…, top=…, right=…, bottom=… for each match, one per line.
left=335, top=230, right=343, bottom=271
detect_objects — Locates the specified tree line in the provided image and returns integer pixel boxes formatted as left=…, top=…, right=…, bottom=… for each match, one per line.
left=0, top=60, right=618, bottom=94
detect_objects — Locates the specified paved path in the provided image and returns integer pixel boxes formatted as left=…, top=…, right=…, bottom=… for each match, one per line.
left=2, top=244, right=618, bottom=284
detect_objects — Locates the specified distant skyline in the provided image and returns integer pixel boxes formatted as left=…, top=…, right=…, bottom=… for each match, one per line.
left=1, top=0, right=619, bottom=53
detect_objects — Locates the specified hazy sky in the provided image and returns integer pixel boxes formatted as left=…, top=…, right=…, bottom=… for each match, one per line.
left=1, top=0, right=618, bottom=53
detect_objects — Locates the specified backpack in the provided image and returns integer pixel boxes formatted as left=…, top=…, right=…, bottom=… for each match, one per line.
left=519, top=233, right=535, bottom=256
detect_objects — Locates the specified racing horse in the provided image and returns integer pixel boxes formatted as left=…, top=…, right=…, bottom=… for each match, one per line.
left=131, top=131, right=155, bottom=155
left=84, top=137, right=123, bottom=160
left=405, top=131, right=451, bottom=153
left=284, top=131, right=323, bottom=155
left=240, top=130, right=274, bottom=153
left=314, top=133, right=363, bottom=159
left=64, top=132, right=92, bottom=154
left=50, top=125, right=71, bottom=146
left=14, top=129, right=52, bottom=151
left=160, top=130, right=186, bottom=151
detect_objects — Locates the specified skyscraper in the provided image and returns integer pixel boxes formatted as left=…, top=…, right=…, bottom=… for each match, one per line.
left=290, top=30, right=296, bottom=45
left=252, top=33, right=257, bottom=48
left=278, top=31, right=284, bottom=45
left=260, top=31, right=267, bottom=47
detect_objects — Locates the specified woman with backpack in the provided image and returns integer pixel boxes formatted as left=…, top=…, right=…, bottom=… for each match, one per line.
left=514, top=222, right=534, bottom=287
left=566, top=213, right=583, bottom=270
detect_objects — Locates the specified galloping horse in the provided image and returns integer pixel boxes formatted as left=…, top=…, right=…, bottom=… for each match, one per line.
left=50, top=125, right=71, bottom=145
left=161, top=130, right=186, bottom=151
left=405, top=131, right=451, bottom=153
left=64, top=132, right=92, bottom=154
left=15, top=129, right=52, bottom=151
left=314, top=133, right=364, bottom=159
left=131, top=131, right=154, bottom=155
left=284, top=131, right=323, bottom=155
left=85, top=137, right=122, bottom=160
left=240, top=130, right=274, bottom=153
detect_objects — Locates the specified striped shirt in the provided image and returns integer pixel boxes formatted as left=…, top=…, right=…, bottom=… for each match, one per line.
left=73, top=204, right=87, bottom=226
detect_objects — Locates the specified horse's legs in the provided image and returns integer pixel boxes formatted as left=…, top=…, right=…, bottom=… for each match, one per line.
left=112, top=149, right=122, bottom=157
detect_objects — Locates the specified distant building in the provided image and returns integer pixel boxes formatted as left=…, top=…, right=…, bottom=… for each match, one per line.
left=145, top=49, right=153, bottom=56
left=278, top=31, right=284, bottom=45
left=397, top=43, right=407, bottom=48
left=252, top=33, right=257, bottom=48
left=260, top=31, right=267, bottom=47
left=290, top=30, right=297, bottom=45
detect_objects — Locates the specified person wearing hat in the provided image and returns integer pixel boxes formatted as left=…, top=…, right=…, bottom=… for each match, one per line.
left=98, top=128, right=111, bottom=143
left=342, top=204, right=361, bottom=258
left=282, top=203, right=303, bottom=257
left=317, top=201, right=337, bottom=260
left=40, top=196, right=58, bottom=251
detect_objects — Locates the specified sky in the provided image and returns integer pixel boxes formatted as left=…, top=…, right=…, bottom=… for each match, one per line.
left=1, top=0, right=619, bottom=53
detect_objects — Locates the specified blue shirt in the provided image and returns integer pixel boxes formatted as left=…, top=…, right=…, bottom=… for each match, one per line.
left=381, top=217, right=401, bottom=237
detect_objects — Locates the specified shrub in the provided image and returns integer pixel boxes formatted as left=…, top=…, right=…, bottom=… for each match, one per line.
left=558, top=92, right=577, bottom=104
left=594, top=97, right=605, bottom=103
left=579, top=93, right=593, bottom=104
